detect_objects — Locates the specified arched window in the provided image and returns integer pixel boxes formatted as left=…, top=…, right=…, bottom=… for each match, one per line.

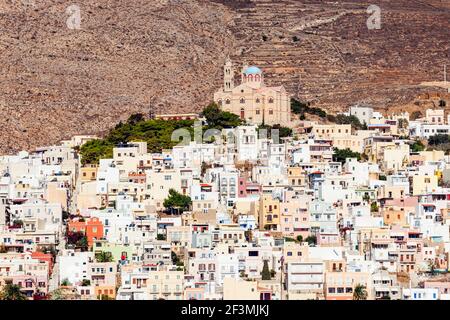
left=240, top=98, right=245, bottom=104
left=269, top=97, right=274, bottom=104
left=255, top=74, right=261, bottom=82
left=225, top=99, right=231, bottom=105
left=248, top=74, right=253, bottom=82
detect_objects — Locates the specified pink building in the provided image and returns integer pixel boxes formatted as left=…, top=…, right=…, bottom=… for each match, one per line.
left=238, top=177, right=261, bottom=198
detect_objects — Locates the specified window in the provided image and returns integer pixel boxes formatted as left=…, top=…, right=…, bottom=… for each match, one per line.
left=268, top=97, right=274, bottom=103
left=269, top=109, right=273, bottom=115
left=240, top=98, right=245, bottom=104
left=256, top=109, right=260, bottom=115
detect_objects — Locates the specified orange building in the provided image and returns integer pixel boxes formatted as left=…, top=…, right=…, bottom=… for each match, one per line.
left=68, top=217, right=104, bottom=247
left=382, top=208, right=407, bottom=226
left=95, top=286, right=116, bottom=300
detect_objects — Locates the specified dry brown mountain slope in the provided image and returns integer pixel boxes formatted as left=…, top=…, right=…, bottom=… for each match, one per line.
left=217, top=0, right=450, bottom=113
left=0, top=0, right=449, bottom=153
left=0, top=0, right=237, bottom=153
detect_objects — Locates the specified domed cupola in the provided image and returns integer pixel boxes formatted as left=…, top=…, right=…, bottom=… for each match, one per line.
left=242, top=65, right=263, bottom=87
left=244, top=66, right=262, bottom=75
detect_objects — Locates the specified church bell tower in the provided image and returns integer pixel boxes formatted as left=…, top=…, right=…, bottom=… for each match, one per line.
left=224, top=56, right=234, bottom=92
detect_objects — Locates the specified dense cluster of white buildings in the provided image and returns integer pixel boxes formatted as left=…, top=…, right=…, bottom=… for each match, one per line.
left=3, top=96, right=450, bottom=300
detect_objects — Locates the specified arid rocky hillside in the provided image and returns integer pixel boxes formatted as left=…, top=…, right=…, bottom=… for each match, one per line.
left=1, top=0, right=449, bottom=153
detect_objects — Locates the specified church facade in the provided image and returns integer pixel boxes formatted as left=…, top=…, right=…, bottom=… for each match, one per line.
left=213, top=58, right=292, bottom=127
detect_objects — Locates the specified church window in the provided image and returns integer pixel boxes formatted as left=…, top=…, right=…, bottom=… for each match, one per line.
left=240, top=108, right=245, bottom=120
left=240, top=98, right=245, bottom=104
left=269, top=97, right=274, bottom=103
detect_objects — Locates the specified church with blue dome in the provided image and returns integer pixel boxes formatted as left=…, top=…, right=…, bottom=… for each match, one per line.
left=213, top=57, right=292, bottom=127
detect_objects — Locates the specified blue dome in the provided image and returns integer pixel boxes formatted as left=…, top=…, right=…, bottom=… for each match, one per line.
left=244, top=66, right=262, bottom=75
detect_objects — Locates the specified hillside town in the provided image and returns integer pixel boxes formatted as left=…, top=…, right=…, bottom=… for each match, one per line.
left=1, top=62, right=450, bottom=301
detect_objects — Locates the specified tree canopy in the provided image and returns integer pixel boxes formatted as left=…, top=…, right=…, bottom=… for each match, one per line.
left=201, top=102, right=243, bottom=129
left=428, top=134, right=450, bottom=146
left=257, top=124, right=293, bottom=140
left=353, top=284, right=368, bottom=300
left=95, top=251, right=114, bottom=263
left=0, top=283, right=27, bottom=300
left=79, top=114, right=195, bottom=164
left=163, top=189, right=192, bottom=213
left=80, top=103, right=245, bottom=165
left=261, top=260, right=271, bottom=280
left=305, top=235, right=317, bottom=246
left=330, top=114, right=365, bottom=130
left=291, top=98, right=327, bottom=118
left=411, top=140, right=425, bottom=152
left=333, top=148, right=362, bottom=164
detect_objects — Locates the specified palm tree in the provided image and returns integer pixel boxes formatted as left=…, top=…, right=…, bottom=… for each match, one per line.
left=0, top=283, right=27, bottom=300
left=353, top=284, right=368, bottom=300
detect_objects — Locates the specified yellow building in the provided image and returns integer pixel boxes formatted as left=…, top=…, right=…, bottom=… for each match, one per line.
left=412, top=175, right=438, bottom=195
left=95, top=285, right=116, bottom=300
left=259, top=194, right=281, bottom=231
left=419, top=150, right=445, bottom=162
left=287, top=166, right=306, bottom=187
left=80, top=165, right=98, bottom=182
left=382, top=144, right=410, bottom=172
left=378, top=185, right=407, bottom=199
left=223, top=277, right=259, bottom=300
left=312, top=124, right=352, bottom=139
